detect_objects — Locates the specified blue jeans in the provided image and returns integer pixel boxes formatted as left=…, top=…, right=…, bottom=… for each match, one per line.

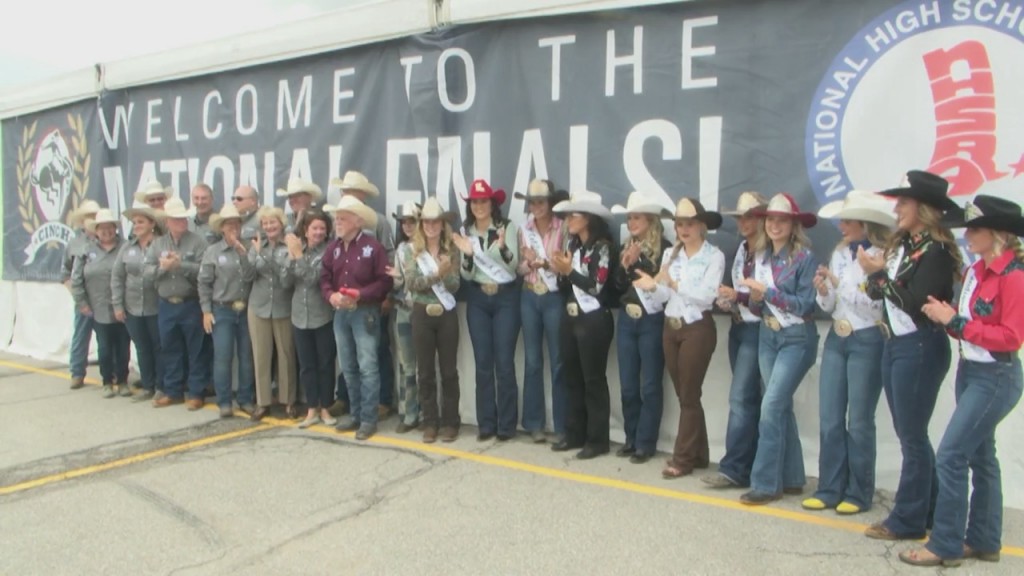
left=379, top=310, right=395, bottom=407
left=394, top=308, right=419, bottom=425
left=211, top=305, right=255, bottom=409
left=125, top=313, right=162, bottom=392
left=69, top=308, right=94, bottom=379
left=520, top=289, right=566, bottom=435
left=617, top=309, right=665, bottom=454
left=750, top=321, right=819, bottom=495
left=718, top=320, right=762, bottom=486
left=93, top=322, right=130, bottom=384
left=814, top=325, right=885, bottom=509
left=466, top=283, right=521, bottom=437
left=158, top=299, right=206, bottom=400
left=881, top=324, right=950, bottom=537
left=927, top=358, right=1023, bottom=559
left=333, top=306, right=382, bottom=426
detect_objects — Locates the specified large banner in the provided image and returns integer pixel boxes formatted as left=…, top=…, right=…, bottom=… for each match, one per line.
left=4, top=0, right=1024, bottom=281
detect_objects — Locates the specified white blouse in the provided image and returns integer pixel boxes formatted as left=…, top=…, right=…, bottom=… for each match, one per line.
left=816, top=244, right=885, bottom=331
left=653, top=241, right=726, bottom=324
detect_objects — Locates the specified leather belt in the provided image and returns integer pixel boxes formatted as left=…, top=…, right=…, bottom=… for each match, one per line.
left=164, top=296, right=195, bottom=305
left=992, top=351, right=1013, bottom=363
left=215, top=300, right=247, bottom=312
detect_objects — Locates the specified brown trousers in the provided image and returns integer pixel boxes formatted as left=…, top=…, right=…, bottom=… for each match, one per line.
left=663, top=313, right=717, bottom=471
left=249, top=311, right=296, bottom=407
left=411, top=304, right=461, bottom=429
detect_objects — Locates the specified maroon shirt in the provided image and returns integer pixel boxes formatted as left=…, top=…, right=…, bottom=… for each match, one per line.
left=319, top=232, right=393, bottom=304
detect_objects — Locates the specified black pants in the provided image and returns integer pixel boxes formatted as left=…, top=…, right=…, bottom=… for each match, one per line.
left=412, top=304, right=461, bottom=429
left=94, top=321, right=131, bottom=385
left=293, top=322, right=337, bottom=409
left=561, top=307, right=614, bottom=449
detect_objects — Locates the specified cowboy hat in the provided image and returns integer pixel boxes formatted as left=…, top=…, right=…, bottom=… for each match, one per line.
left=721, top=191, right=769, bottom=216
left=84, top=209, right=120, bottom=233
left=392, top=201, right=421, bottom=220
left=878, top=170, right=957, bottom=212
left=69, top=199, right=102, bottom=226
left=209, top=204, right=244, bottom=234
left=462, top=179, right=507, bottom=206
left=943, top=195, right=1024, bottom=236
left=330, top=171, right=380, bottom=198
left=325, top=195, right=378, bottom=230
left=134, top=180, right=172, bottom=203
left=750, top=193, right=817, bottom=228
left=552, top=190, right=612, bottom=219
left=275, top=178, right=323, bottom=202
left=418, top=197, right=459, bottom=224
left=673, top=197, right=723, bottom=230
left=159, top=197, right=196, bottom=219
left=122, top=201, right=166, bottom=225
left=611, top=191, right=673, bottom=218
left=817, top=190, right=896, bottom=227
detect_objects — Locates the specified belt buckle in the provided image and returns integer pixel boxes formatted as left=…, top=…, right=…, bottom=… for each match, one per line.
left=481, top=283, right=499, bottom=296
left=231, top=300, right=247, bottom=312
left=667, top=317, right=683, bottom=330
left=530, top=282, right=548, bottom=296
left=765, top=317, right=782, bottom=332
left=168, top=297, right=183, bottom=305
left=566, top=303, right=579, bottom=317
left=425, top=303, right=444, bottom=317
left=625, top=303, right=643, bottom=320
left=834, top=319, right=853, bottom=337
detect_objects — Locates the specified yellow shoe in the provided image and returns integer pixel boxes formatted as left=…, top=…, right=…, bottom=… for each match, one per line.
left=801, top=497, right=827, bottom=511
left=836, top=502, right=862, bottom=515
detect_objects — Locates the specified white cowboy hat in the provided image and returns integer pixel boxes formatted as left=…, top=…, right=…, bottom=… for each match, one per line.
left=122, top=201, right=166, bottom=225
left=69, top=199, right=102, bottom=226
left=552, top=190, right=612, bottom=219
left=324, top=195, right=378, bottom=230
left=159, top=197, right=196, bottom=219
left=610, top=191, right=673, bottom=218
left=818, top=190, right=896, bottom=227
left=330, top=171, right=380, bottom=197
left=750, top=193, right=817, bottom=228
left=513, top=178, right=561, bottom=201
left=209, top=204, right=244, bottom=233
left=84, top=209, right=120, bottom=233
left=674, top=197, right=723, bottom=230
left=275, top=178, right=323, bottom=202
left=721, top=191, right=769, bottom=216
left=392, top=200, right=421, bottom=220
left=134, top=180, right=172, bottom=203
left=419, top=197, right=459, bottom=223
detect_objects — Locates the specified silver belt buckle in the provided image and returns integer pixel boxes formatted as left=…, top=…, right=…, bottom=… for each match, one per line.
left=167, top=296, right=184, bottom=304
left=667, top=317, right=683, bottom=330
left=566, top=303, right=579, bottom=317
left=765, top=317, right=782, bottom=332
left=425, top=303, right=444, bottom=317
left=481, top=283, right=499, bottom=296
left=530, top=282, right=548, bottom=296
left=834, top=319, right=853, bottom=337
left=231, top=300, right=247, bottom=312
left=625, top=303, right=643, bottom=320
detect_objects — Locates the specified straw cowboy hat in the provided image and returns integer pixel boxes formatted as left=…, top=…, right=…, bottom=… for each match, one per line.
left=69, top=199, right=102, bottom=226
left=331, top=171, right=380, bottom=198
left=392, top=201, right=421, bottom=220
left=553, top=190, right=612, bottom=219
left=944, top=195, right=1024, bottom=236
left=611, top=191, right=673, bottom=218
left=160, top=197, right=196, bottom=219
left=134, top=180, right=172, bottom=203
left=209, top=204, right=244, bottom=234
left=325, top=195, right=378, bottom=229
left=122, top=201, right=166, bottom=226
left=674, top=197, right=723, bottom=230
left=462, top=178, right=507, bottom=206
left=513, top=179, right=568, bottom=204
left=817, top=190, right=896, bottom=228
left=751, top=193, right=818, bottom=228
left=275, top=178, right=323, bottom=202
left=721, top=191, right=768, bottom=216
left=419, top=197, right=459, bottom=223
left=84, top=209, right=120, bottom=233
left=878, top=170, right=957, bottom=212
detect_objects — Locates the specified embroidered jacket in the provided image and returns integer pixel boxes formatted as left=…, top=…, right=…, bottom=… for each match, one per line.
left=947, top=250, right=1024, bottom=353
left=866, top=231, right=956, bottom=328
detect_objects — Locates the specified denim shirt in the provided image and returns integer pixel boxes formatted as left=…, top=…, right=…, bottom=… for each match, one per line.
left=248, top=240, right=294, bottom=319
left=749, top=245, right=817, bottom=319
left=71, top=237, right=123, bottom=324
left=286, top=243, right=333, bottom=330
left=112, top=236, right=160, bottom=317
left=144, top=231, right=208, bottom=301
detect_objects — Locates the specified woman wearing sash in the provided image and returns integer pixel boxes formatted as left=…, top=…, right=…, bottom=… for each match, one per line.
left=453, top=179, right=521, bottom=441
left=901, top=195, right=1024, bottom=567
left=516, top=180, right=569, bottom=443
left=802, top=191, right=894, bottom=515
left=549, top=191, right=616, bottom=459
left=859, top=171, right=959, bottom=540
left=701, top=192, right=768, bottom=490
left=610, top=192, right=672, bottom=463
left=636, top=198, right=725, bottom=477
left=387, top=201, right=422, bottom=433
left=405, top=198, right=462, bottom=443
left=739, top=193, right=819, bottom=505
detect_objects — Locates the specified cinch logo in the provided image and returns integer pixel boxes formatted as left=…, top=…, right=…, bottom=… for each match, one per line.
left=806, top=0, right=1024, bottom=208
left=15, top=114, right=91, bottom=264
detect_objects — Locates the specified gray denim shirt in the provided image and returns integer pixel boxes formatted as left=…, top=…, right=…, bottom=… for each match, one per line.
left=190, top=214, right=221, bottom=246
left=248, top=241, right=293, bottom=319
left=144, top=231, right=208, bottom=301
left=111, top=236, right=160, bottom=317
left=71, top=238, right=124, bottom=324
left=62, top=230, right=92, bottom=283
left=286, top=242, right=332, bottom=330
left=198, top=240, right=255, bottom=313
left=240, top=211, right=261, bottom=242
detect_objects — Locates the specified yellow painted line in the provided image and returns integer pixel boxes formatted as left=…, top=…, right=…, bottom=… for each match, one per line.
left=0, top=360, right=101, bottom=386
left=3, top=358, right=1023, bottom=559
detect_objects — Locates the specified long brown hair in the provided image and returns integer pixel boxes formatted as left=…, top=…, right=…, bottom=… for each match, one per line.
left=837, top=221, right=892, bottom=251
left=885, top=202, right=963, bottom=280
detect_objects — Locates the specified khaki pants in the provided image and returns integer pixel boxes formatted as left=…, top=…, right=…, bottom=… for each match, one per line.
left=663, top=313, right=717, bottom=472
left=249, top=311, right=296, bottom=407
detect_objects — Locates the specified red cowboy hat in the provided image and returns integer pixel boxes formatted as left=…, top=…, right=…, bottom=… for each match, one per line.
left=462, top=179, right=506, bottom=206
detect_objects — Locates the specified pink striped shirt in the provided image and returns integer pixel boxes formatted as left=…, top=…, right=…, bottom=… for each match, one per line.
left=517, top=215, right=567, bottom=284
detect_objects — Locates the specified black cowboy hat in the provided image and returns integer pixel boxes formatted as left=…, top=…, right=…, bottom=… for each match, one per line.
left=878, top=170, right=958, bottom=212
left=673, top=197, right=723, bottom=230
left=943, top=195, right=1024, bottom=236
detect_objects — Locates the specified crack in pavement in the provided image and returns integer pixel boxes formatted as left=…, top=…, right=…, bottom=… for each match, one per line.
left=165, top=549, right=229, bottom=576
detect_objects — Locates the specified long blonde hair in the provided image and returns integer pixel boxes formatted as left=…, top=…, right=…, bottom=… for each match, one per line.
left=994, top=232, right=1024, bottom=263
left=412, top=219, right=455, bottom=257
left=837, top=221, right=892, bottom=252
left=628, top=215, right=666, bottom=261
left=754, top=218, right=811, bottom=258
left=885, top=203, right=963, bottom=280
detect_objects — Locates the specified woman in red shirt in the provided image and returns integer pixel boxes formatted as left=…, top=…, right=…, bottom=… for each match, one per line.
left=900, top=195, right=1024, bottom=567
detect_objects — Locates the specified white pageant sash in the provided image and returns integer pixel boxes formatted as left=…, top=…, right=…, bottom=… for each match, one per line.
left=467, top=228, right=515, bottom=284
left=571, top=249, right=601, bottom=314
left=522, top=221, right=559, bottom=291
left=883, top=246, right=918, bottom=336
left=754, top=255, right=803, bottom=327
left=667, top=253, right=703, bottom=324
left=958, top=266, right=995, bottom=363
left=416, top=252, right=457, bottom=311
left=731, top=243, right=760, bottom=323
